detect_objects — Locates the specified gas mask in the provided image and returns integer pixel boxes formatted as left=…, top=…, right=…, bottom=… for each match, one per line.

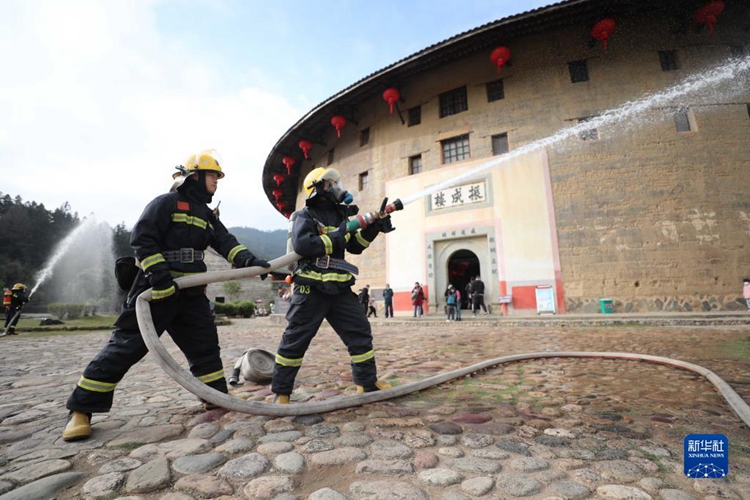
left=326, top=179, right=353, bottom=205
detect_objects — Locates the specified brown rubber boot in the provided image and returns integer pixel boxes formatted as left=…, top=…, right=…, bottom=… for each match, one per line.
left=62, top=412, right=92, bottom=442
left=356, top=380, right=393, bottom=394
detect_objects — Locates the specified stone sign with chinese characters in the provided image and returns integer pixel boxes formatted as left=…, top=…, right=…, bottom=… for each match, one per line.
left=430, top=181, right=486, bottom=211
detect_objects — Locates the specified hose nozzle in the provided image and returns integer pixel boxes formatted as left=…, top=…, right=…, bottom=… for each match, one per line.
left=346, top=197, right=404, bottom=232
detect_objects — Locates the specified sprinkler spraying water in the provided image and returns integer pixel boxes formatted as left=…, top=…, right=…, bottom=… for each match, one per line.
left=2, top=217, right=117, bottom=336
left=135, top=55, right=750, bottom=420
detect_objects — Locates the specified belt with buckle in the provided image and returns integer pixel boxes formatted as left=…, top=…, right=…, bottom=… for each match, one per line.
left=314, top=256, right=359, bottom=275
left=163, top=248, right=204, bottom=263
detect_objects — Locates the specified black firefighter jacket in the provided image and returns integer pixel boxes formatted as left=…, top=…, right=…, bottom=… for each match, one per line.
left=132, top=191, right=252, bottom=284
left=291, top=198, right=379, bottom=295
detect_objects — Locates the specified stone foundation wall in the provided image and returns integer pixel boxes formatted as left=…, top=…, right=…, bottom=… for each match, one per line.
left=566, top=295, right=749, bottom=314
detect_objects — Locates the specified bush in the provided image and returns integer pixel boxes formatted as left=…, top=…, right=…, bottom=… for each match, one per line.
left=47, top=302, right=87, bottom=320
left=214, top=300, right=255, bottom=318
left=234, top=300, right=255, bottom=318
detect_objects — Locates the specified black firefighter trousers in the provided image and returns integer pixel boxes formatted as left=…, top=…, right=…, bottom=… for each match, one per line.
left=66, top=290, right=227, bottom=414
left=272, top=286, right=378, bottom=396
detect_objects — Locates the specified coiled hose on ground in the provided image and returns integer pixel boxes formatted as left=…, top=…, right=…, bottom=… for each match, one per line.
left=135, top=252, right=750, bottom=427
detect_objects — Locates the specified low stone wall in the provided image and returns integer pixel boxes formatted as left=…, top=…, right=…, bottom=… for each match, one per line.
left=566, top=295, right=748, bottom=313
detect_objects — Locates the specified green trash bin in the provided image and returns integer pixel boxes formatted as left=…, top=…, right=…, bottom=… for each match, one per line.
left=599, top=298, right=613, bottom=314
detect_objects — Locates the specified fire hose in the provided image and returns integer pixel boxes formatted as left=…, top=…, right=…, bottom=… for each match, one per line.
left=135, top=200, right=750, bottom=427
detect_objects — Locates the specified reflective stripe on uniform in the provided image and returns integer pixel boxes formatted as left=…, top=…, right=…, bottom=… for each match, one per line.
left=197, top=370, right=225, bottom=384
left=152, top=285, right=175, bottom=300
left=227, top=244, right=247, bottom=263
left=171, top=213, right=208, bottom=229
left=351, top=350, right=374, bottom=364
left=141, top=253, right=166, bottom=271
left=77, top=376, right=117, bottom=393
left=296, top=270, right=352, bottom=283
left=355, top=232, right=371, bottom=248
left=320, top=235, right=333, bottom=255
left=275, top=353, right=303, bottom=367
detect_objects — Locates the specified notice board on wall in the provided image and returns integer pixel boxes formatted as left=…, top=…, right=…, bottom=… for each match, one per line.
left=535, top=286, right=556, bottom=315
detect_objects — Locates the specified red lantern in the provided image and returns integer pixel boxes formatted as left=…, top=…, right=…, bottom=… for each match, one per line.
left=284, top=211, right=292, bottom=219
left=382, top=87, right=400, bottom=114
left=694, top=1, right=725, bottom=35
left=489, top=46, right=511, bottom=73
left=272, top=189, right=282, bottom=202
left=590, top=18, right=616, bottom=52
left=276, top=201, right=286, bottom=212
left=298, top=140, right=312, bottom=159
left=273, top=173, right=285, bottom=186
left=331, top=115, right=346, bottom=138
left=282, top=156, right=295, bottom=175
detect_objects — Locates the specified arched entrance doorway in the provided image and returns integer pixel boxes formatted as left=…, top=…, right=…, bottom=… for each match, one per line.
left=447, top=249, right=480, bottom=310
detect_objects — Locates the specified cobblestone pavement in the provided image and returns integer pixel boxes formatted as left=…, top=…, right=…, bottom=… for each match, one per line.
left=0, top=318, right=749, bottom=500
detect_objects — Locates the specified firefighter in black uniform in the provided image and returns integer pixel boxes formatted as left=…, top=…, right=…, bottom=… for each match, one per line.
left=62, top=149, right=270, bottom=441
left=4, top=283, right=29, bottom=335
left=272, top=167, right=394, bottom=404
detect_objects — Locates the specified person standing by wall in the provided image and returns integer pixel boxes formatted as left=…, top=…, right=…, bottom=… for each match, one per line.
left=383, top=283, right=394, bottom=318
left=62, top=149, right=270, bottom=442
left=470, top=275, right=489, bottom=316
left=445, top=284, right=457, bottom=322
left=367, top=293, right=378, bottom=318
left=454, top=286, right=462, bottom=322
left=412, top=282, right=425, bottom=317
left=744, top=278, right=750, bottom=312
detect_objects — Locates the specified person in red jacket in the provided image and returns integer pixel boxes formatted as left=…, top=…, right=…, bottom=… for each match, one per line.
left=62, top=150, right=270, bottom=442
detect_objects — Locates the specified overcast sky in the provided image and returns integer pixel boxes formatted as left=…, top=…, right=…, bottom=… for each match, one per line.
left=1, top=0, right=555, bottom=231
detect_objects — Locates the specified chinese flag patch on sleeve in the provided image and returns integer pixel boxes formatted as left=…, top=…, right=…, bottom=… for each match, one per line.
left=177, top=201, right=190, bottom=211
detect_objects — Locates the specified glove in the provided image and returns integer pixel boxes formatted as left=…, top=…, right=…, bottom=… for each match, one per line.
left=361, top=215, right=395, bottom=241
left=149, top=269, right=178, bottom=301
left=243, top=257, right=271, bottom=281
left=371, top=215, right=395, bottom=234
left=326, top=221, right=349, bottom=252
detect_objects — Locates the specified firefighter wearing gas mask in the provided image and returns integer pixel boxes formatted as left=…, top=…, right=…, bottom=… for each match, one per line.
left=4, top=283, right=29, bottom=335
left=272, top=167, right=395, bottom=404
left=62, top=149, right=271, bottom=442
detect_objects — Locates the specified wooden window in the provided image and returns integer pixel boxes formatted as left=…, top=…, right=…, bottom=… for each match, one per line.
left=409, top=155, right=422, bottom=175
left=491, top=133, right=509, bottom=155
left=441, top=135, right=470, bottom=164
left=486, top=79, right=505, bottom=102
left=358, top=171, right=369, bottom=191
left=359, top=127, right=370, bottom=147
left=568, top=60, right=589, bottom=83
left=408, top=106, right=421, bottom=127
left=659, top=50, right=678, bottom=71
left=439, top=86, right=468, bottom=118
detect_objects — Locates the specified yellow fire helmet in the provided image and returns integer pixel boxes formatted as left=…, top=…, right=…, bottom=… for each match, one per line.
left=303, top=167, right=342, bottom=196
left=171, top=149, right=225, bottom=191
left=12, top=283, right=26, bottom=291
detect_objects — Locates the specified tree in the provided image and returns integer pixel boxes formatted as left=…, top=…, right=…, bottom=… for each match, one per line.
left=222, top=280, right=242, bottom=301
left=112, top=223, right=133, bottom=257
